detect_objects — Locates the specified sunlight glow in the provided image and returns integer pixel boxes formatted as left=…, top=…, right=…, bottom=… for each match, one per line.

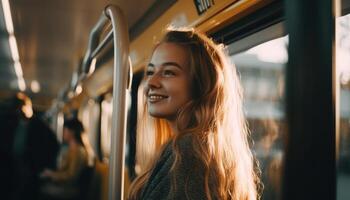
left=17, top=92, right=33, bottom=118
left=1, top=0, right=14, bottom=33
left=14, top=62, right=23, bottom=77
left=88, top=58, right=97, bottom=75
left=75, top=84, right=83, bottom=95
left=17, top=77, right=26, bottom=91
left=246, top=36, right=288, bottom=64
left=31, top=80, right=41, bottom=93
left=101, top=98, right=112, bottom=160
left=2, top=0, right=26, bottom=91
left=336, top=14, right=350, bottom=85
left=22, top=102, right=33, bottom=118
left=67, top=91, right=74, bottom=98
left=14, top=62, right=26, bottom=91
left=9, top=35, right=19, bottom=61
left=57, top=112, right=64, bottom=142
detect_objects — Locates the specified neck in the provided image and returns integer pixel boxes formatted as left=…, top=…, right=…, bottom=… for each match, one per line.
left=167, top=119, right=180, bottom=136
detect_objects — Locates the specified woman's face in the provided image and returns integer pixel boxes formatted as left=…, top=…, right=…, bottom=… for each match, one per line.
left=144, top=42, right=192, bottom=121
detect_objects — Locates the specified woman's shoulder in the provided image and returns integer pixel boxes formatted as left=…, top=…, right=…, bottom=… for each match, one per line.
left=159, top=134, right=195, bottom=159
left=141, top=135, right=206, bottom=199
left=150, top=135, right=197, bottom=175
left=68, top=144, right=87, bottom=157
left=175, top=134, right=193, bottom=146
left=174, top=134, right=198, bottom=158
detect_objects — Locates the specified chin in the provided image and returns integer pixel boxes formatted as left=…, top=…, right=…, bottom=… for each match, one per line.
left=148, top=111, right=167, bottom=119
left=148, top=110, right=175, bottom=120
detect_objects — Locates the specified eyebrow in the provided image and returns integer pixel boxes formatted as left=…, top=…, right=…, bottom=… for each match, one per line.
left=147, top=62, right=183, bottom=70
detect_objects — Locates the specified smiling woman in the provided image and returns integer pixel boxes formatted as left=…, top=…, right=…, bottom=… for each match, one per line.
left=127, top=28, right=260, bottom=200
left=1, top=1, right=344, bottom=200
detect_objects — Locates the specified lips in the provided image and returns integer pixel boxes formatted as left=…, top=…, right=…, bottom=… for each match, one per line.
left=148, top=93, right=168, bottom=103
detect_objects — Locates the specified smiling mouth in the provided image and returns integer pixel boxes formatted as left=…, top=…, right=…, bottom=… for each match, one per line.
left=148, top=94, right=168, bottom=103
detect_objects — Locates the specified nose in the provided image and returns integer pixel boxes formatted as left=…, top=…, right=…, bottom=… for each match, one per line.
left=146, top=73, right=161, bottom=89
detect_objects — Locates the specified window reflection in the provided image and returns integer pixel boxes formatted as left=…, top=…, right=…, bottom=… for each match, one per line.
left=230, top=36, right=288, bottom=200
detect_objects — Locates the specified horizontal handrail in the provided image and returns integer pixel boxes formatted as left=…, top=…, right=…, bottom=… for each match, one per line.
left=81, top=13, right=109, bottom=74
left=90, top=30, right=113, bottom=59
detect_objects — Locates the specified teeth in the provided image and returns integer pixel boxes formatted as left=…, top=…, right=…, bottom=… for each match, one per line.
left=149, top=95, right=166, bottom=100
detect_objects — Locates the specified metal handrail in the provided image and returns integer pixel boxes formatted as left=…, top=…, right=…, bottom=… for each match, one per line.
left=105, top=5, right=130, bottom=200
left=91, top=30, right=113, bottom=59
left=81, top=4, right=130, bottom=200
left=81, top=14, right=109, bottom=74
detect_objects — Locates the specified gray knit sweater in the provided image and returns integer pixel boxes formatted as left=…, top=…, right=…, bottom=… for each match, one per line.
left=140, top=136, right=213, bottom=200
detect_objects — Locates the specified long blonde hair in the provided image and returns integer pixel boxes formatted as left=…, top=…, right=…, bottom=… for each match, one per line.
left=128, top=28, right=260, bottom=200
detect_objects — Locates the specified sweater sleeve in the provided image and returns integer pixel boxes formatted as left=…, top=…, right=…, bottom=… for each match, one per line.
left=50, top=145, right=87, bottom=183
left=141, top=137, right=208, bottom=200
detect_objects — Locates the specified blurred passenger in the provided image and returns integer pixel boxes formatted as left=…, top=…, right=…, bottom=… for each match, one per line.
left=128, top=28, right=261, bottom=200
left=0, top=94, right=24, bottom=200
left=3, top=93, right=59, bottom=200
left=0, top=95, right=20, bottom=198
left=40, top=118, right=93, bottom=199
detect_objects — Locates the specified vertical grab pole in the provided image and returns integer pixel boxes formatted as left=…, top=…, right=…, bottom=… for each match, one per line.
left=282, top=0, right=335, bottom=199
left=105, top=5, right=130, bottom=200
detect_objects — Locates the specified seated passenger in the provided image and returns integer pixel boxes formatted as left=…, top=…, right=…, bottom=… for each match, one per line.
left=127, top=28, right=261, bottom=200
left=40, top=118, right=90, bottom=199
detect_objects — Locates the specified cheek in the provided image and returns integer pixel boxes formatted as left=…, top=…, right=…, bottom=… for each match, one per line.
left=172, top=81, right=192, bottom=103
left=143, top=80, right=149, bottom=93
left=183, top=77, right=193, bottom=98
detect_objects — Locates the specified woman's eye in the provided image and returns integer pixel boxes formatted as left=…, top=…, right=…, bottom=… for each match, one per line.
left=163, top=70, right=175, bottom=76
left=146, top=70, right=154, bottom=76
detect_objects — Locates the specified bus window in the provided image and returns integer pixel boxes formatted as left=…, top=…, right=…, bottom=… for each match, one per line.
left=337, top=13, right=350, bottom=200
left=229, top=35, right=288, bottom=200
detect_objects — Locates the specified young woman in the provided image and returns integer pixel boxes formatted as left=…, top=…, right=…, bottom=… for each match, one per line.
left=128, top=28, right=260, bottom=200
